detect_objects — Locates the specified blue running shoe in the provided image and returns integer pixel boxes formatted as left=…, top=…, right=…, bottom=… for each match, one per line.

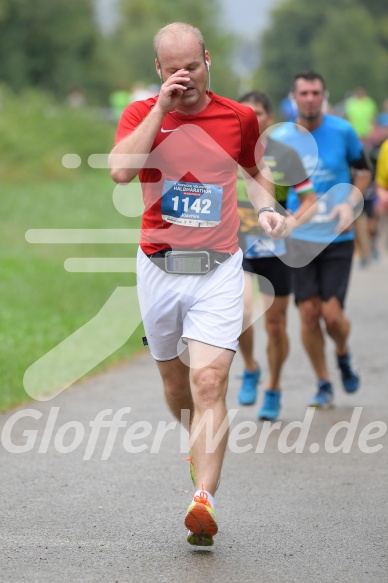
left=238, top=367, right=261, bottom=405
left=307, top=380, right=334, bottom=408
left=337, top=352, right=360, bottom=393
left=371, top=246, right=380, bottom=262
left=258, top=389, right=281, bottom=421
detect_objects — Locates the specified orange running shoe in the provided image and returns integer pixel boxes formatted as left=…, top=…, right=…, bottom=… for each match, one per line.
left=185, top=488, right=218, bottom=546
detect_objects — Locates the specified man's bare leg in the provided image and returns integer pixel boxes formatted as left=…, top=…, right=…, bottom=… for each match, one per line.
left=157, top=356, right=193, bottom=430
left=238, top=272, right=261, bottom=405
left=298, top=295, right=336, bottom=407
left=263, top=294, right=289, bottom=390
left=321, top=296, right=350, bottom=356
left=187, top=340, right=234, bottom=496
left=239, top=272, right=259, bottom=371
left=299, top=296, right=329, bottom=381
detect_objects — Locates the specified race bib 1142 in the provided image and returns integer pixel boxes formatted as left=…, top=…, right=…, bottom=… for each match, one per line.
left=161, top=180, right=223, bottom=227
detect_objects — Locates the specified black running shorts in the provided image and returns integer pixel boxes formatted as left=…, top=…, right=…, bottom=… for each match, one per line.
left=242, top=255, right=292, bottom=296
left=287, top=239, right=354, bottom=307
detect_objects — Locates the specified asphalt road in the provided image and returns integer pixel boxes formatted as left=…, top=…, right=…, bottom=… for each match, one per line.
left=1, top=255, right=387, bottom=583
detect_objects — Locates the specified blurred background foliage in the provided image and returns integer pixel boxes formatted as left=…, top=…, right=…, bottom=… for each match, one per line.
left=257, top=0, right=388, bottom=106
left=0, top=0, right=238, bottom=104
left=0, top=0, right=386, bottom=110
left=0, top=85, right=113, bottom=184
left=0, top=0, right=110, bottom=101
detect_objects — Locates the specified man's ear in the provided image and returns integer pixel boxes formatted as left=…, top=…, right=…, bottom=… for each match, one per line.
left=204, top=50, right=211, bottom=71
left=155, top=58, right=162, bottom=79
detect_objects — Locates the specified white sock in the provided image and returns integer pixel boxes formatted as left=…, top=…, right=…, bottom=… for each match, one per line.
left=194, top=489, right=215, bottom=510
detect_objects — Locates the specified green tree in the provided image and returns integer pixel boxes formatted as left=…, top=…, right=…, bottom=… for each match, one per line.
left=257, top=0, right=328, bottom=106
left=0, top=0, right=113, bottom=101
left=257, top=0, right=387, bottom=107
left=311, top=8, right=385, bottom=104
left=359, top=0, right=388, bottom=84
left=358, top=0, right=387, bottom=17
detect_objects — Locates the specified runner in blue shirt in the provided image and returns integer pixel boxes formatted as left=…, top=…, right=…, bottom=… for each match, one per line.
left=272, top=71, right=372, bottom=408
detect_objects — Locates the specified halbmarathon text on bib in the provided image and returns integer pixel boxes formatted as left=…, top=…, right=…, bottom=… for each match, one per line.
left=161, top=180, right=223, bottom=227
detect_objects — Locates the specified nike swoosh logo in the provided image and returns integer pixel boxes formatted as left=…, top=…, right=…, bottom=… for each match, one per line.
left=161, top=127, right=178, bottom=133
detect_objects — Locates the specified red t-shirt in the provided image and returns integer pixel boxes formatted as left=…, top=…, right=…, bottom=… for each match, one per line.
left=115, top=91, right=261, bottom=254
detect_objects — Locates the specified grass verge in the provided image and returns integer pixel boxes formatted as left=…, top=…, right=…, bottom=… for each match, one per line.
left=1, top=171, right=145, bottom=412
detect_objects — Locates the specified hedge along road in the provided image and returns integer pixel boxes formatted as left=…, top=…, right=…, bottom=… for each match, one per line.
left=0, top=253, right=387, bottom=583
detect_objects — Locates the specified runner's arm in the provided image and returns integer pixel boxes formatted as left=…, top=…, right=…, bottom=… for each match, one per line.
left=109, top=106, right=166, bottom=184
left=285, top=182, right=317, bottom=233
left=110, top=69, right=191, bottom=183
left=332, top=166, right=372, bottom=234
left=346, top=149, right=373, bottom=208
left=243, top=161, right=286, bottom=238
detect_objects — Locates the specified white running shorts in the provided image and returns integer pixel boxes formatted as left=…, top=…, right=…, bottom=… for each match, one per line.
left=136, top=247, right=244, bottom=361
